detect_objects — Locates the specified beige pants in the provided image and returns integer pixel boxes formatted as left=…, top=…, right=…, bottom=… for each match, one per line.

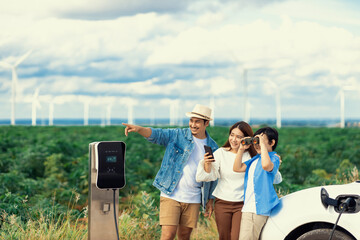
left=239, top=212, right=268, bottom=240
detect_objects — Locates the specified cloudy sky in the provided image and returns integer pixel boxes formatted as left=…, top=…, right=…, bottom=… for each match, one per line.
left=0, top=0, right=359, bottom=124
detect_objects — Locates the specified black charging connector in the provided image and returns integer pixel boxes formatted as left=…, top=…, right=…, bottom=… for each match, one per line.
left=335, top=196, right=357, bottom=213
left=113, top=189, right=120, bottom=240
left=321, top=188, right=360, bottom=240
left=328, top=197, right=355, bottom=240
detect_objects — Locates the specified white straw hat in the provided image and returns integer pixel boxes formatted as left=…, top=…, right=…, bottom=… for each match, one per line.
left=185, top=104, right=213, bottom=121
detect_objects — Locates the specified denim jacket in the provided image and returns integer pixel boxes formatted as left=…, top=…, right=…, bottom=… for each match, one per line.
left=146, top=127, right=218, bottom=209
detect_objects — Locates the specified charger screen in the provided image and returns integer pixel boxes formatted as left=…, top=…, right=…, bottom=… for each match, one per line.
left=106, top=155, right=117, bottom=163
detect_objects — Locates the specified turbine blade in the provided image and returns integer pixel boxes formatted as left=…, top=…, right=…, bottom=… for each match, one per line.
left=343, top=86, right=355, bottom=91
left=14, top=50, right=32, bottom=67
left=11, top=69, right=22, bottom=102
left=334, top=89, right=342, bottom=100
left=36, top=101, right=41, bottom=109
left=12, top=68, right=18, bottom=86
left=0, top=61, right=12, bottom=69
left=33, top=88, right=40, bottom=98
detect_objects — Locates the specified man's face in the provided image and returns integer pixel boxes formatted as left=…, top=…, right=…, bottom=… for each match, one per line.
left=189, top=117, right=208, bottom=138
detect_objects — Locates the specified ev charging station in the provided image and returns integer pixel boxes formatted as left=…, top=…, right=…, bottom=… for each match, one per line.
left=88, top=141, right=126, bottom=240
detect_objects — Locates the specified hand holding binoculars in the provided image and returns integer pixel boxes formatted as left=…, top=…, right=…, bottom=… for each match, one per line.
left=241, top=137, right=260, bottom=145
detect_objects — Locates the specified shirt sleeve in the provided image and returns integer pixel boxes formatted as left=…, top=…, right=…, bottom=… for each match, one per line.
left=269, top=153, right=280, bottom=174
left=273, top=170, right=283, bottom=184
left=196, top=158, right=220, bottom=182
left=146, top=127, right=175, bottom=146
left=196, top=149, right=221, bottom=182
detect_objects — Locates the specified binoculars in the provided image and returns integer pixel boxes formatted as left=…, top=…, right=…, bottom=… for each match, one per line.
left=241, top=137, right=259, bottom=145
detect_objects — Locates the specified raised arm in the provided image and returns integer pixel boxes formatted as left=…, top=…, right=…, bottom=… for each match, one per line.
left=196, top=152, right=220, bottom=182
left=233, top=139, right=250, bottom=172
left=259, top=133, right=274, bottom=172
left=122, top=123, right=152, bottom=138
left=204, top=152, right=215, bottom=173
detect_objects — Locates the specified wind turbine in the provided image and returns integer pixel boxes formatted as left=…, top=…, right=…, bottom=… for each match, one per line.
left=243, top=69, right=250, bottom=123
left=49, top=101, right=54, bottom=126
left=78, top=96, right=93, bottom=126
left=231, top=54, right=250, bottom=123
left=0, top=50, right=32, bottom=125
left=122, top=97, right=137, bottom=125
left=267, top=79, right=282, bottom=128
left=106, top=104, right=112, bottom=126
left=32, top=88, right=41, bottom=126
left=209, top=96, right=215, bottom=126
left=169, top=100, right=180, bottom=126
left=84, top=102, right=90, bottom=126
left=99, top=96, right=115, bottom=126
left=338, top=86, right=355, bottom=128
left=128, top=102, right=134, bottom=125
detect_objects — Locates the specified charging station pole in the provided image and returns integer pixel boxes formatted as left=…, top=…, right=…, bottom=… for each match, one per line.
left=88, top=142, right=126, bottom=240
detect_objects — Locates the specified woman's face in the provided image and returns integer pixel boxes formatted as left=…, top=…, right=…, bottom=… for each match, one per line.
left=229, top=128, right=245, bottom=151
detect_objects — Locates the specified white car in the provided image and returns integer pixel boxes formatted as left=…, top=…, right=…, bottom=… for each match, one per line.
left=261, top=181, right=360, bottom=240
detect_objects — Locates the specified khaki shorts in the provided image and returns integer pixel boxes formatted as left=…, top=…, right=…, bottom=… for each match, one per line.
left=159, top=197, right=201, bottom=229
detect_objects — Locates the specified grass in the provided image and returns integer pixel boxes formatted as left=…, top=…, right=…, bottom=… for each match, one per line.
left=1, top=169, right=358, bottom=240
left=0, top=191, right=218, bottom=240
left=0, top=210, right=218, bottom=240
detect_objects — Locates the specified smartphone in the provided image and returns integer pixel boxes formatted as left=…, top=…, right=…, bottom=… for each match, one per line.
left=204, top=145, right=214, bottom=160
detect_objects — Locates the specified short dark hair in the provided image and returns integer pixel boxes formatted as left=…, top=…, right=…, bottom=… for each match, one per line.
left=254, top=127, right=278, bottom=151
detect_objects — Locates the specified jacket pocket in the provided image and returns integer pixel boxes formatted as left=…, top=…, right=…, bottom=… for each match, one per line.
left=172, top=143, right=184, bottom=161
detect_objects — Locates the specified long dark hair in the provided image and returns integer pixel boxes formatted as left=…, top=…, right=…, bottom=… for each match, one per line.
left=222, top=121, right=257, bottom=157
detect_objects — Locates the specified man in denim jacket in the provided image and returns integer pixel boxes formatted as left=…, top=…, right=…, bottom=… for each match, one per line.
left=123, top=104, right=218, bottom=240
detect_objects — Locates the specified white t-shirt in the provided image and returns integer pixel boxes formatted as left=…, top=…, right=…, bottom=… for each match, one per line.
left=196, top=148, right=251, bottom=202
left=242, top=158, right=258, bottom=213
left=161, top=136, right=206, bottom=203
left=212, top=148, right=250, bottom=202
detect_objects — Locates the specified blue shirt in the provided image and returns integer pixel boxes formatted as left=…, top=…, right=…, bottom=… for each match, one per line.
left=146, top=127, right=218, bottom=209
left=243, top=151, right=280, bottom=216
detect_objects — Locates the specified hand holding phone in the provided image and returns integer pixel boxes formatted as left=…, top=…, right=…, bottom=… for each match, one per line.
left=204, top=145, right=215, bottom=162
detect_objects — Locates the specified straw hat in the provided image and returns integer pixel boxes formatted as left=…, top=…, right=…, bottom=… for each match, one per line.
left=185, top=104, right=213, bottom=121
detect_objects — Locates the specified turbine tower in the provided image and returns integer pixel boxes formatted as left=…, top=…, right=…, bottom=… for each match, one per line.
left=0, top=50, right=32, bottom=125
left=78, top=96, right=92, bottom=126
left=209, top=96, right=215, bottom=126
left=169, top=100, right=180, bottom=126
left=49, top=101, right=54, bottom=126
left=338, top=86, right=355, bottom=128
left=243, top=69, right=250, bottom=123
left=128, top=103, right=134, bottom=125
left=32, top=88, right=41, bottom=126
left=84, top=102, right=90, bottom=126
left=267, top=80, right=282, bottom=128
left=106, top=104, right=112, bottom=126
left=125, top=98, right=137, bottom=125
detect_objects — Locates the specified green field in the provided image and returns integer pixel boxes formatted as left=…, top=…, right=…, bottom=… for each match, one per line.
left=0, top=126, right=359, bottom=239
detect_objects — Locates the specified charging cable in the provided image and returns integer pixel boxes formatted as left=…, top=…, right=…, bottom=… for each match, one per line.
left=113, top=189, right=120, bottom=240
left=328, top=197, right=354, bottom=240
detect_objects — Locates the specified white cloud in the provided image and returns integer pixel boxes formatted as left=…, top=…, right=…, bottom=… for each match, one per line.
left=0, top=0, right=191, bottom=19
left=1, top=0, right=360, bottom=121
